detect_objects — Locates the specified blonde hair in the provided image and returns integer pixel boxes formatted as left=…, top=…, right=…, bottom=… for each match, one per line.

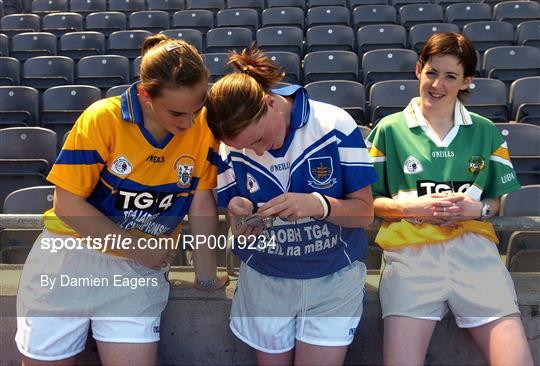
left=206, top=46, right=284, bottom=139
left=139, top=34, right=208, bottom=98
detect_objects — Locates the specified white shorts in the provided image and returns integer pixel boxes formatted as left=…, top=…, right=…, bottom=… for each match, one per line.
left=16, top=230, right=170, bottom=361
left=380, top=232, right=519, bottom=328
left=230, top=261, right=366, bottom=354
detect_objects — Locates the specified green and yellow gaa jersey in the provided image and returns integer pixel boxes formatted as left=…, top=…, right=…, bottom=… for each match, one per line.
left=367, top=97, right=521, bottom=250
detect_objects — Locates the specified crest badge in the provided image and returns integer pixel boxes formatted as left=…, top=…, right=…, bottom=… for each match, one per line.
left=246, top=173, right=260, bottom=193
left=308, top=157, right=337, bottom=189
left=111, top=155, right=132, bottom=176
left=173, top=155, right=195, bottom=188
left=468, top=155, right=485, bottom=174
left=403, top=155, right=424, bottom=175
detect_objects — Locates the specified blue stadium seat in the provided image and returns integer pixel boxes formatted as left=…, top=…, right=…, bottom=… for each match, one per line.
left=205, top=27, right=252, bottom=53
left=306, top=6, right=350, bottom=27
left=0, top=13, right=40, bottom=37
left=147, top=0, right=185, bottom=14
left=305, top=80, right=366, bottom=124
left=391, top=0, right=428, bottom=8
left=356, top=24, right=406, bottom=54
left=352, top=5, right=397, bottom=30
left=172, top=9, right=214, bottom=33
left=69, top=0, right=106, bottom=17
left=398, top=3, right=444, bottom=30
left=349, top=0, right=387, bottom=9
left=0, top=33, right=8, bottom=56
left=509, top=76, right=540, bottom=125
left=22, top=56, right=74, bottom=89
left=160, top=29, right=203, bottom=52
left=369, top=80, right=419, bottom=125
left=256, top=26, right=304, bottom=57
left=463, top=78, right=509, bottom=122
left=227, top=0, right=265, bottom=13
left=408, top=23, right=460, bottom=53
left=31, top=0, right=67, bottom=15
left=10, top=32, right=57, bottom=61
left=58, top=31, right=105, bottom=60
left=107, top=30, right=153, bottom=59
left=493, top=1, right=540, bottom=28
left=306, top=25, right=355, bottom=52
left=444, top=2, right=492, bottom=30
left=266, top=0, right=305, bottom=10
left=0, top=85, right=39, bottom=126
left=3, top=185, right=54, bottom=214
left=128, top=10, right=170, bottom=33
left=202, top=52, right=233, bottom=83
left=516, top=20, right=540, bottom=49
left=506, top=231, right=540, bottom=272
left=462, top=21, right=514, bottom=53
left=216, top=8, right=259, bottom=35
left=261, top=7, right=304, bottom=29
left=42, top=12, right=83, bottom=37
left=0, top=56, right=19, bottom=85
left=303, top=50, right=359, bottom=83
left=132, top=55, right=141, bottom=81
left=76, top=55, right=130, bottom=89
left=432, top=0, right=476, bottom=11
left=109, top=0, right=146, bottom=15
left=308, top=0, right=346, bottom=7
left=482, top=46, right=540, bottom=87
left=105, top=84, right=130, bottom=97
left=361, top=48, right=417, bottom=90
left=265, top=51, right=301, bottom=84
left=85, top=11, right=127, bottom=37
left=186, top=0, right=225, bottom=15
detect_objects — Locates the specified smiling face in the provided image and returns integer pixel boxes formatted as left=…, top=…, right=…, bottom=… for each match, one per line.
left=416, top=54, right=473, bottom=115
left=141, top=79, right=208, bottom=135
left=222, top=95, right=289, bottom=156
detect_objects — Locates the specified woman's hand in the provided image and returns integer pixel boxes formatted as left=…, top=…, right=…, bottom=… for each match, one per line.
left=258, top=192, right=324, bottom=221
left=228, top=197, right=262, bottom=236
left=401, top=193, right=465, bottom=222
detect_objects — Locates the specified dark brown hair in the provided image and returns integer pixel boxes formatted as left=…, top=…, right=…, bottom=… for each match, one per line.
left=139, top=34, right=208, bottom=98
left=206, top=46, right=284, bottom=139
left=418, top=32, right=477, bottom=98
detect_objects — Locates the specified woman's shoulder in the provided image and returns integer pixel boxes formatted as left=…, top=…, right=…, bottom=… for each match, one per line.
left=81, top=96, right=122, bottom=121
left=309, top=99, right=357, bottom=132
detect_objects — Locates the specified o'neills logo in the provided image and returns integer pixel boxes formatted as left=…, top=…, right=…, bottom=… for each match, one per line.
left=173, top=155, right=195, bottom=188
left=111, top=155, right=132, bottom=176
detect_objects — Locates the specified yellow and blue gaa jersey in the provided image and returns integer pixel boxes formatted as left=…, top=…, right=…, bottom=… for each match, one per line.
left=45, top=82, right=218, bottom=242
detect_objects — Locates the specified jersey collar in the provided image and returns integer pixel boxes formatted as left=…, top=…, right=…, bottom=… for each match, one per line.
left=404, top=97, right=473, bottom=129
left=121, top=81, right=144, bottom=125
left=271, top=84, right=311, bottom=130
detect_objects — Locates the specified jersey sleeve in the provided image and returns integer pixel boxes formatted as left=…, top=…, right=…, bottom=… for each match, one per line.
left=47, top=100, right=112, bottom=197
left=477, top=126, right=521, bottom=198
left=334, top=112, right=378, bottom=194
left=194, top=134, right=219, bottom=191
left=216, top=144, right=241, bottom=209
left=366, top=123, right=390, bottom=198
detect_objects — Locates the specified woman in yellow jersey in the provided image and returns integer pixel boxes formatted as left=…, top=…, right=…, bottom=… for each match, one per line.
left=367, top=32, right=533, bottom=366
left=16, top=34, right=228, bottom=365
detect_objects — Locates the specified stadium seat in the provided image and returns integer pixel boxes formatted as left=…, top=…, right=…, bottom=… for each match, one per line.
left=10, top=32, right=57, bottom=61
left=0, top=33, right=8, bottom=56
left=408, top=23, right=460, bottom=52
left=227, top=0, right=265, bottom=12
left=69, top=0, right=107, bottom=17
left=58, top=31, right=105, bottom=60
left=369, top=80, right=419, bottom=125
left=261, top=7, right=305, bottom=29
left=432, top=0, right=476, bottom=10
left=0, top=85, right=38, bottom=126
left=516, top=20, right=540, bottom=49
left=493, top=1, right=540, bottom=28
left=0, top=246, right=32, bottom=264
left=76, top=55, right=130, bottom=89
left=0, top=13, right=40, bottom=37
left=306, top=25, right=355, bottom=52
left=463, top=78, right=508, bottom=122
left=108, top=30, right=153, bottom=59
left=482, top=46, right=540, bottom=87
left=352, top=5, right=397, bottom=30
left=508, top=250, right=540, bottom=272
left=205, top=27, right=252, bottom=53
left=266, top=0, right=305, bottom=10
left=361, top=49, right=417, bottom=90
left=306, top=6, right=350, bottom=27
left=308, top=0, right=346, bottom=7
left=202, top=52, right=234, bottom=83
left=305, top=80, right=366, bottom=124
left=41, top=85, right=101, bottom=148
left=256, top=26, right=304, bottom=57
left=398, top=4, right=444, bottom=30
left=85, top=11, right=127, bottom=37
left=42, top=12, right=83, bottom=37
left=216, top=8, right=259, bottom=35
left=172, top=10, right=214, bottom=34
left=265, top=51, right=301, bottom=84
left=509, top=76, right=540, bottom=125
left=132, top=55, right=141, bottom=81
left=105, top=84, right=130, bottom=97
left=0, top=127, right=57, bottom=209
left=160, top=29, right=203, bottom=52
left=108, top=0, right=146, bottom=15
left=505, top=231, right=540, bottom=271
left=303, top=50, right=359, bottom=83
left=186, top=0, right=225, bottom=14
left=3, top=185, right=54, bottom=214
left=31, top=0, right=67, bottom=15
left=128, top=10, right=170, bottom=33
left=22, top=56, right=74, bottom=89
left=0, top=56, right=19, bottom=85
left=147, top=0, right=185, bottom=14
left=444, top=3, right=492, bottom=30
left=495, top=123, right=540, bottom=185
left=462, top=21, right=514, bottom=53
left=356, top=24, right=406, bottom=54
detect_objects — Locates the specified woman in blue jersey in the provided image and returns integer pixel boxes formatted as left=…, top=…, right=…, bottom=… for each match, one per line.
left=16, top=34, right=228, bottom=366
left=206, top=47, right=378, bottom=366
left=368, top=32, right=533, bottom=365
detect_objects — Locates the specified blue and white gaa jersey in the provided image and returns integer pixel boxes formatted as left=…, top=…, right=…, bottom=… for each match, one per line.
left=217, top=85, right=378, bottom=279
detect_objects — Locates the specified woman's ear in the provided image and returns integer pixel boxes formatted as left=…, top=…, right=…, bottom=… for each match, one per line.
left=415, top=62, right=423, bottom=80
left=138, top=86, right=151, bottom=103
left=460, top=76, right=474, bottom=91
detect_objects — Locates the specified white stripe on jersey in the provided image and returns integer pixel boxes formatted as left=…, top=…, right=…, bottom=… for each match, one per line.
left=338, top=147, right=372, bottom=164
left=490, top=155, right=514, bottom=168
